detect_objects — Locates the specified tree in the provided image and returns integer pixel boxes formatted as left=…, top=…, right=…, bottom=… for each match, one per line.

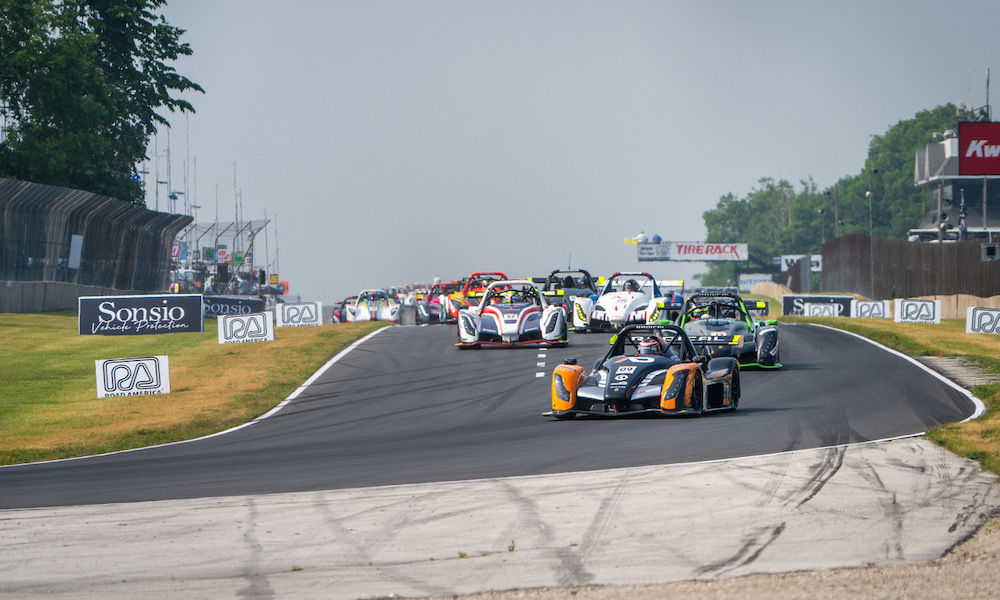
left=699, top=104, right=964, bottom=285
left=0, top=0, right=202, bottom=205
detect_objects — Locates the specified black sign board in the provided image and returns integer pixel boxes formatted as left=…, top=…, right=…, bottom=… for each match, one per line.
left=781, top=295, right=853, bottom=317
left=79, top=294, right=204, bottom=335
left=202, top=295, right=266, bottom=319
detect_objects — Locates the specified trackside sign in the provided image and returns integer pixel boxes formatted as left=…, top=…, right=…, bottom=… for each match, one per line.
left=894, top=299, right=941, bottom=324
left=637, top=242, right=747, bottom=262
left=202, top=295, right=265, bottom=319
left=95, top=356, right=170, bottom=398
left=219, top=313, right=275, bottom=344
left=959, top=122, right=1000, bottom=175
left=79, top=294, right=204, bottom=335
left=966, top=307, right=1000, bottom=334
left=276, top=301, right=323, bottom=327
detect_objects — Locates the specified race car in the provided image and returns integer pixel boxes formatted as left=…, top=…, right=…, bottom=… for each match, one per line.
left=331, top=295, right=358, bottom=323
left=443, top=271, right=508, bottom=323
left=345, top=289, right=400, bottom=322
left=571, top=271, right=678, bottom=332
left=456, top=280, right=568, bottom=348
left=546, top=323, right=740, bottom=418
left=534, top=269, right=599, bottom=316
left=415, top=281, right=460, bottom=324
left=676, top=289, right=780, bottom=369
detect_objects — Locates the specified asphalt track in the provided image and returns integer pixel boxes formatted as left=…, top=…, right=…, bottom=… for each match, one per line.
left=0, top=323, right=977, bottom=510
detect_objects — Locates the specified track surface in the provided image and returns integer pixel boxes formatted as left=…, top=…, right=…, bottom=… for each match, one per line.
left=0, top=324, right=976, bottom=509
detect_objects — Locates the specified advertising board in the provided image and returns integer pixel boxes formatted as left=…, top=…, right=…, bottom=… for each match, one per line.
left=95, top=356, right=170, bottom=398
left=894, top=299, right=941, bottom=324
left=276, top=301, right=323, bottom=327
left=966, top=306, right=1000, bottom=334
left=202, top=296, right=266, bottom=319
left=79, top=294, right=204, bottom=335
left=781, top=295, right=852, bottom=317
left=218, top=313, right=274, bottom=344
left=959, top=122, right=1000, bottom=175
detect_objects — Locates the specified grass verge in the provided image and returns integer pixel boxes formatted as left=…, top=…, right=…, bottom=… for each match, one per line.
left=0, top=310, right=388, bottom=465
left=781, top=314, right=1000, bottom=475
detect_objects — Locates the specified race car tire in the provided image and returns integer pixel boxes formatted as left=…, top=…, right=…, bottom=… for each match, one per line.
left=553, top=412, right=576, bottom=420
left=693, top=371, right=704, bottom=415
left=730, top=370, right=741, bottom=410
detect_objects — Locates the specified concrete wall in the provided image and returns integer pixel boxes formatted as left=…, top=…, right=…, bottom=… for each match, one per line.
left=0, top=281, right=126, bottom=313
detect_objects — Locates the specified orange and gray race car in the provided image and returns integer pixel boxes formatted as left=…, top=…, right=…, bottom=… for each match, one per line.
left=545, top=323, right=740, bottom=419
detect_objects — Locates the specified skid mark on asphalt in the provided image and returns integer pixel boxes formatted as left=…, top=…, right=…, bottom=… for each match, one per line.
left=695, top=522, right=787, bottom=576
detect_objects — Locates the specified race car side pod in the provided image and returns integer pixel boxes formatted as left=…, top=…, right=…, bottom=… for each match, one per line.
left=551, top=359, right=585, bottom=413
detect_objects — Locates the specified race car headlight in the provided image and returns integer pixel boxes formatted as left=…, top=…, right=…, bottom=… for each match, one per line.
left=661, top=369, right=688, bottom=402
left=575, top=303, right=588, bottom=321
left=544, top=312, right=559, bottom=334
left=460, top=315, right=477, bottom=336
left=553, top=373, right=572, bottom=402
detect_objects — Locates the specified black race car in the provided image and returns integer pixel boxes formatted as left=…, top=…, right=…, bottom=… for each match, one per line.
left=546, top=323, right=740, bottom=418
left=534, top=269, right=599, bottom=317
left=676, top=289, right=780, bottom=369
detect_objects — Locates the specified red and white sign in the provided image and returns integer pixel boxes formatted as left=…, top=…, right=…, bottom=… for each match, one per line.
left=959, top=122, right=1000, bottom=175
left=669, top=242, right=747, bottom=262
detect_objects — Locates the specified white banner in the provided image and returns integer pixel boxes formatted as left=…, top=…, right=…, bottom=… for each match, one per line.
left=851, top=300, right=891, bottom=319
left=276, top=301, right=323, bottom=327
left=779, top=255, right=822, bottom=273
left=966, top=306, right=1000, bottom=334
left=738, top=273, right=772, bottom=292
left=894, top=299, right=941, bottom=324
left=219, top=313, right=275, bottom=344
left=95, top=356, right=170, bottom=398
left=638, top=242, right=747, bottom=262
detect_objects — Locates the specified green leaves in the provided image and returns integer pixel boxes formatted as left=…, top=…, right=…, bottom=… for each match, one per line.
left=0, top=0, right=202, bottom=205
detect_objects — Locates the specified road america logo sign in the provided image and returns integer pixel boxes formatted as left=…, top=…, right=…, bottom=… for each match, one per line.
left=276, top=302, right=323, bottom=327
left=894, top=299, right=941, bottom=324
left=95, top=356, right=170, bottom=398
left=966, top=307, right=1000, bottom=334
left=219, top=313, right=274, bottom=344
left=803, top=302, right=841, bottom=317
left=851, top=300, right=891, bottom=319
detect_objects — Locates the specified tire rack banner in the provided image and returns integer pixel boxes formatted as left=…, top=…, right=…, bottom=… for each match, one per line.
left=276, top=301, right=323, bottom=327
left=894, top=299, right=941, bottom=324
left=95, top=356, right=170, bottom=398
left=967, top=307, right=1000, bottom=334
left=202, top=296, right=266, bottom=319
left=219, top=313, right=274, bottom=344
left=637, top=242, right=747, bottom=262
left=79, top=294, right=204, bottom=335
left=959, top=121, right=1000, bottom=175
left=782, top=295, right=852, bottom=317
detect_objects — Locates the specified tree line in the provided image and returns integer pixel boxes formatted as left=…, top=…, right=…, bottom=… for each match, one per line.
left=0, top=0, right=201, bottom=205
left=700, top=104, right=967, bottom=285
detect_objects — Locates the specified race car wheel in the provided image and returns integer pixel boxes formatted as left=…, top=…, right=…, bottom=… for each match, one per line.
left=693, top=371, right=704, bottom=415
left=730, top=370, right=740, bottom=410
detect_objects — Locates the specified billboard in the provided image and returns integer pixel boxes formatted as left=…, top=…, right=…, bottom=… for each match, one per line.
left=79, top=294, right=204, bottom=335
left=218, top=313, right=274, bottom=344
left=959, top=122, right=1000, bottom=175
left=276, top=301, right=323, bottom=327
left=637, top=242, right=747, bottom=262
left=95, top=356, right=170, bottom=397
left=202, top=295, right=266, bottom=319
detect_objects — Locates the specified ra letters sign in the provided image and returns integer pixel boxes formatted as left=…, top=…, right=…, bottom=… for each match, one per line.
left=894, top=299, right=941, bottom=324
left=79, top=294, right=204, bottom=335
left=276, top=301, right=323, bottom=327
left=959, top=122, right=1000, bottom=175
left=219, top=313, right=274, bottom=344
left=966, top=307, right=1000, bottom=334
left=95, top=356, right=170, bottom=398
left=851, top=300, right=891, bottom=319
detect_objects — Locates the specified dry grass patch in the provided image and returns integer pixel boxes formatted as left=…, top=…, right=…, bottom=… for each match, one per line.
left=0, top=311, right=387, bottom=464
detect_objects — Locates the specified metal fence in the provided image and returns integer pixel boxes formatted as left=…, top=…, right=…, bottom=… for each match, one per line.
left=821, top=233, right=1000, bottom=299
left=0, top=178, right=192, bottom=292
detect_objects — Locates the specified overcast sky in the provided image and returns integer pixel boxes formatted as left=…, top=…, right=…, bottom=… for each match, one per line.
left=154, top=0, right=999, bottom=303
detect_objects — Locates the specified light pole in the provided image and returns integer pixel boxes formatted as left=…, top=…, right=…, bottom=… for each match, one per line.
left=866, top=167, right=878, bottom=299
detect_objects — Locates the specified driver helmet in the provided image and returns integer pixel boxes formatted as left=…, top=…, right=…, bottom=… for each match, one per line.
left=637, top=337, right=662, bottom=356
left=624, top=279, right=640, bottom=292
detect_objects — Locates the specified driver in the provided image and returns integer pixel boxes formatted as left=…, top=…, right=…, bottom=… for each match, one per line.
left=637, top=336, right=664, bottom=356
left=624, top=279, right=640, bottom=292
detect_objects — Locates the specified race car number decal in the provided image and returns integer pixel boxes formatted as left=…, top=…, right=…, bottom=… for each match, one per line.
left=503, top=313, right=518, bottom=321
left=616, top=366, right=636, bottom=374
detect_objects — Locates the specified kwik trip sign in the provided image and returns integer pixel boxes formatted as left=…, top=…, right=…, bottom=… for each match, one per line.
left=79, top=294, right=204, bottom=335
left=959, top=122, right=1000, bottom=175
left=95, top=356, right=170, bottom=398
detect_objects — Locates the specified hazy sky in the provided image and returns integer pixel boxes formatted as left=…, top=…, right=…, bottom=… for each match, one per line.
left=153, top=0, right=999, bottom=303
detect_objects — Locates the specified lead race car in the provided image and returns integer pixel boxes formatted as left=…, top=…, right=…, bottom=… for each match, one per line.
left=545, top=323, right=740, bottom=418
left=676, top=289, right=780, bottom=369
left=456, top=280, right=568, bottom=348
left=571, top=271, right=680, bottom=332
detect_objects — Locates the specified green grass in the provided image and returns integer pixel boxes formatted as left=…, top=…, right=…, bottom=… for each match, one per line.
left=0, top=310, right=388, bottom=465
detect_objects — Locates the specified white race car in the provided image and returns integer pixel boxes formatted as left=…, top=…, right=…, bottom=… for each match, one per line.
left=571, top=271, right=673, bottom=332
left=456, top=280, right=568, bottom=348
left=345, top=289, right=400, bottom=322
